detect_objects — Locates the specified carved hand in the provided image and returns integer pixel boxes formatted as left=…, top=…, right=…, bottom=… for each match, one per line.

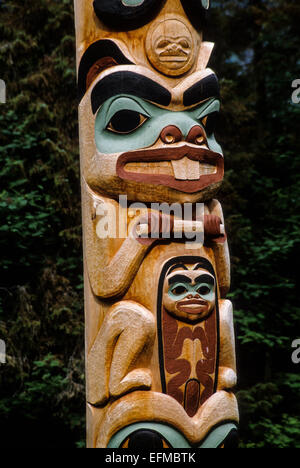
left=133, top=211, right=175, bottom=246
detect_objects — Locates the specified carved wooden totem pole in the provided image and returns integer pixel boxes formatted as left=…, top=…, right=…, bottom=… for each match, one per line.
left=74, top=0, right=239, bottom=449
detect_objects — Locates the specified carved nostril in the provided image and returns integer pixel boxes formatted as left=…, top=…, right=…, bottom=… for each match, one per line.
left=186, top=125, right=207, bottom=146
left=165, top=134, right=175, bottom=144
left=160, top=125, right=183, bottom=144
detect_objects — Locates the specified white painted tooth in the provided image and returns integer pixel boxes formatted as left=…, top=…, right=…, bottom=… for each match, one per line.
left=199, top=163, right=217, bottom=176
left=171, top=158, right=188, bottom=180
left=187, top=159, right=201, bottom=180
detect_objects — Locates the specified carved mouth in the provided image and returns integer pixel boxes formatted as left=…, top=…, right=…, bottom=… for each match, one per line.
left=159, top=49, right=189, bottom=61
left=159, top=56, right=188, bottom=62
left=117, top=145, right=224, bottom=193
left=177, top=299, right=208, bottom=315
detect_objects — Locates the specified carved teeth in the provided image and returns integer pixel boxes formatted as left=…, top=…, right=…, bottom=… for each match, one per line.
left=187, top=159, right=201, bottom=180
left=171, top=157, right=200, bottom=180
left=171, top=158, right=187, bottom=180
left=124, top=159, right=217, bottom=180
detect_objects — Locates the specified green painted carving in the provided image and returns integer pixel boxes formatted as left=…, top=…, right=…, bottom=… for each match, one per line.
left=201, top=0, right=210, bottom=10
left=168, top=280, right=215, bottom=303
left=200, top=423, right=237, bottom=448
left=107, top=422, right=191, bottom=448
left=122, top=0, right=145, bottom=5
left=107, top=421, right=238, bottom=448
left=95, top=96, right=222, bottom=155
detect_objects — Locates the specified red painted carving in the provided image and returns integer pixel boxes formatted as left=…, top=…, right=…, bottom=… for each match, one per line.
left=162, top=307, right=218, bottom=417
left=204, top=214, right=226, bottom=244
left=117, top=145, right=224, bottom=193
left=86, top=57, right=118, bottom=90
left=160, top=125, right=183, bottom=144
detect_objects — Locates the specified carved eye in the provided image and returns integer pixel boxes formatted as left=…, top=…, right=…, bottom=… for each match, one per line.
left=178, top=39, right=190, bottom=48
left=196, top=285, right=212, bottom=296
left=157, top=39, right=171, bottom=49
left=107, top=110, right=148, bottom=134
left=171, top=285, right=188, bottom=296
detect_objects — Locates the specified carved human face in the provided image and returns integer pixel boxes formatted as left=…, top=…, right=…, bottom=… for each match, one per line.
left=163, top=265, right=216, bottom=323
left=81, top=65, right=223, bottom=204
left=145, top=16, right=197, bottom=76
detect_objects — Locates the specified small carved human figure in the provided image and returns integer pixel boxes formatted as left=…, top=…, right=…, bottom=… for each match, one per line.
left=158, top=258, right=237, bottom=419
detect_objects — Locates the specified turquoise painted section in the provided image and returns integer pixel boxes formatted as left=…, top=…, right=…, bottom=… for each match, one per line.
left=107, top=422, right=191, bottom=448
left=168, top=281, right=215, bottom=302
left=122, top=0, right=145, bottom=5
left=202, top=0, right=210, bottom=10
left=200, top=423, right=237, bottom=448
left=107, top=421, right=237, bottom=448
left=95, top=95, right=222, bottom=155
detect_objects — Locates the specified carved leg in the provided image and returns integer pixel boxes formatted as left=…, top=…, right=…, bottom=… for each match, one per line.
left=87, top=301, right=155, bottom=406
left=218, top=299, right=237, bottom=391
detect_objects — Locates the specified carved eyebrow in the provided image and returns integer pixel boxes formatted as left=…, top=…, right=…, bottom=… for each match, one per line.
left=91, top=71, right=172, bottom=114
left=78, top=39, right=134, bottom=102
left=167, top=264, right=189, bottom=275
left=193, top=260, right=215, bottom=277
left=195, top=274, right=215, bottom=285
left=183, top=74, right=220, bottom=107
left=168, top=275, right=192, bottom=286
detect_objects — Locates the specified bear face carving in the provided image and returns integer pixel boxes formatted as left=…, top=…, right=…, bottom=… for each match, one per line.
left=79, top=58, right=223, bottom=204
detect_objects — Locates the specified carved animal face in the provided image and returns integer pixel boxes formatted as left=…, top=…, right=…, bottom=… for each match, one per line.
left=78, top=41, right=223, bottom=203
left=81, top=68, right=223, bottom=203
left=163, top=265, right=216, bottom=323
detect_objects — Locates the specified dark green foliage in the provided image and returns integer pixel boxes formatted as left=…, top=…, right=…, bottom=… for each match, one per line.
left=0, top=0, right=84, bottom=447
left=0, top=0, right=299, bottom=448
left=206, top=0, right=300, bottom=448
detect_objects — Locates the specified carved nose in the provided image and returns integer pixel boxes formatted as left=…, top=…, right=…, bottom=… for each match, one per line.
left=160, top=125, right=207, bottom=146
left=186, top=125, right=207, bottom=146
left=160, top=125, right=183, bottom=144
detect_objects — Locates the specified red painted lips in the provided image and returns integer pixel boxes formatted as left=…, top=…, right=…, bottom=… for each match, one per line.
left=116, top=145, right=224, bottom=193
left=177, top=299, right=208, bottom=315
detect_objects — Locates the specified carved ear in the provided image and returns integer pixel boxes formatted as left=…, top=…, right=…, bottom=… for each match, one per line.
left=93, top=0, right=165, bottom=30
left=78, top=40, right=134, bottom=101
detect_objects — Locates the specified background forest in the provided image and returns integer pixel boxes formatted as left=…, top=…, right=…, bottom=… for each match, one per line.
left=0, top=0, right=299, bottom=448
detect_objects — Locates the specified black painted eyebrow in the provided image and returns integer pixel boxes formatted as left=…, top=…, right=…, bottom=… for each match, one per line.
left=168, top=275, right=192, bottom=286
left=183, top=74, right=220, bottom=107
left=78, top=40, right=133, bottom=102
left=195, top=274, right=215, bottom=286
left=193, top=261, right=215, bottom=277
left=91, top=71, right=172, bottom=114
